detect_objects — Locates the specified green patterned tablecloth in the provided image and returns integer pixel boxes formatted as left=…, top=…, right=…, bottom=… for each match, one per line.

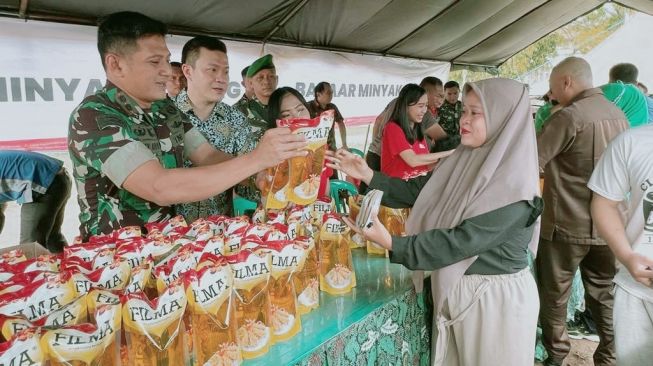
left=246, top=250, right=432, bottom=366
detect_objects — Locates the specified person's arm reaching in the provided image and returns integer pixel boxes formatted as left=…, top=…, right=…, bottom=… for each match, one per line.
left=398, top=149, right=454, bottom=167
left=325, top=149, right=432, bottom=208
left=122, top=128, right=306, bottom=206
left=592, top=195, right=653, bottom=286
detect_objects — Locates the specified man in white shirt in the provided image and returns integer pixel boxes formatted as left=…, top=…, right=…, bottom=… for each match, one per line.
left=588, top=124, right=653, bottom=366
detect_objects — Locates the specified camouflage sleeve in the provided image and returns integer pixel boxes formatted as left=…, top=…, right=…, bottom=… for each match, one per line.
left=104, top=141, right=157, bottom=187
left=183, top=127, right=209, bottom=160
left=69, top=103, right=155, bottom=187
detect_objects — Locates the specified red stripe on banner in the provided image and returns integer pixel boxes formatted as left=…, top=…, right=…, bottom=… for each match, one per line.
left=0, top=138, right=68, bottom=151
left=344, top=115, right=376, bottom=127
left=0, top=116, right=376, bottom=151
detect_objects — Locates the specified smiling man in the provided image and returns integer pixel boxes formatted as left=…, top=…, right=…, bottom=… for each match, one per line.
left=68, top=12, right=305, bottom=239
left=173, top=36, right=259, bottom=220
left=237, top=54, right=279, bottom=143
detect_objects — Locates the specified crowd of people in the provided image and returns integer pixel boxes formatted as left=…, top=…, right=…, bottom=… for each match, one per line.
left=0, top=9, right=652, bottom=366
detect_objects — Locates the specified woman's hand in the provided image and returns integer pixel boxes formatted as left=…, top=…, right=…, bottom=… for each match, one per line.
left=325, top=149, right=374, bottom=185
left=342, top=214, right=392, bottom=250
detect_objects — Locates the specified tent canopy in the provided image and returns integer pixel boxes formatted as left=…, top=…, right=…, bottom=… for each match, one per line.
left=1, top=0, right=652, bottom=68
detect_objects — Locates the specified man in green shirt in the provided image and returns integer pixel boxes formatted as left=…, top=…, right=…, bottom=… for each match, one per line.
left=237, top=54, right=279, bottom=143
left=600, top=63, right=649, bottom=127
left=68, top=12, right=305, bottom=240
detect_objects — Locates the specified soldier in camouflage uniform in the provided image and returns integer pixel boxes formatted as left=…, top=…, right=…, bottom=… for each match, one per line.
left=68, top=11, right=306, bottom=240
left=173, top=36, right=260, bottom=221
left=434, top=80, right=463, bottom=152
left=233, top=65, right=253, bottom=110
left=237, top=54, right=279, bottom=143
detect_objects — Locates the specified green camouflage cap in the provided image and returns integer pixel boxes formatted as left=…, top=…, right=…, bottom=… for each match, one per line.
left=246, top=54, right=275, bottom=78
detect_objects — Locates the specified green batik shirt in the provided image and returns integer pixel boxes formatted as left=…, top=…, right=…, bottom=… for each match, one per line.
left=237, top=95, right=270, bottom=143
left=68, top=81, right=207, bottom=240
left=174, top=90, right=260, bottom=221
left=435, top=100, right=462, bottom=152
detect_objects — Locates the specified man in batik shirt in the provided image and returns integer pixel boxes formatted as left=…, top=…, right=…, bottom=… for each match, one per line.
left=174, top=36, right=259, bottom=220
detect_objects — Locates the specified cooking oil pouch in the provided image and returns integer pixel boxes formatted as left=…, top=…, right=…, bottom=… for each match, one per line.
left=87, top=289, right=121, bottom=318
left=379, top=206, right=410, bottom=236
left=144, top=215, right=187, bottom=236
left=292, top=236, right=320, bottom=315
left=0, top=271, right=54, bottom=296
left=0, top=272, right=77, bottom=322
left=308, top=197, right=334, bottom=228
left=266, top=111, right=334, bottom=210
left=0, top=328, right=45, bottom=366
left=263, top=240, right=306, bottom=342
left=227, top=249, right=272, bottom=360
left=70, top=259, right=131, bottom=295
left=116, top=238, right=152, bottom=269
left=193, top=234, right=225, bottom=259
left=125, top=261, right=153, bottom=295
left=252, top=207, right=266, bottom=225
left=41, top=303, right=121, bottom=366
left=347, top=195, right=366, bottom=248
left=185, top=219, right=213, bottom=241
left=64, top=243, right=114, bottom=264
left=185, top=256, right=241, bottom=366
left=0, top=249, right=27, bottom=266
left=114, top=226, right=142, bottom=240
left=90, top=247, right=116, bottom=271
left=0, top=295, right=88, bottom=341
left=318, top=214, right=356, bottom=295
left=122, top=279, right=188, bottom=366
left=153, top=244, right=198, bottom=295
left=2, top=254, right=61, bottom=274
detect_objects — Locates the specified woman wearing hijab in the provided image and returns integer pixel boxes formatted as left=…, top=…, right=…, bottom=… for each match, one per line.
left=327, top=78, right=542, bottom=366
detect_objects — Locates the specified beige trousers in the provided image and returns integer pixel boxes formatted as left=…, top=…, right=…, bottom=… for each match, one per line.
left=432, top=268, right=539, bottom=366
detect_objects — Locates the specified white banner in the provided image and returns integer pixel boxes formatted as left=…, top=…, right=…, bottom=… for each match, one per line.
left=0, top=17, right=450, bottom=147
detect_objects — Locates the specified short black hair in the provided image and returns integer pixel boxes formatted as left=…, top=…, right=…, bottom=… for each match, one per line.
left=419, top=76, right=443, bottom=88
left=97, top=11, right=167, bottom=70
left=314, top=81, right=331, bottom=95
left=241, top=66, right=249, bottom=79
left=182, top=36, right=227, bottom=66
left=267, top=87, right=309, bottom=129
left=444, top=80, right=460, bottom=90
left=609, top=63, right=638, bottom=84
left=170, top=61, right=182, bottom=68
left=391, top=84, right=426, bottom=145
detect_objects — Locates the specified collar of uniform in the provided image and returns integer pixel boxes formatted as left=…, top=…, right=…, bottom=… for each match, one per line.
left=250, top=95, right=267, bottom=108
left=174, top=89, right=226, bottom=119
left=570, top=87, right=603, bottom=105
left=103, top=81, right=151, bottom=124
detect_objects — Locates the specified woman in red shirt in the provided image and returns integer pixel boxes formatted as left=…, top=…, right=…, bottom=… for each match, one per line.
left=381, top=84, right=453, bottom=180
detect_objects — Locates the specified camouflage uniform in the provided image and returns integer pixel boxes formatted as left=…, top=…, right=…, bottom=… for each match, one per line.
left=174, top=90, right=259, bottom=221
left=233, top=94, right=249, bottom=111
left=434, top=100, right=462, bottom=152
left=237, top=95, right=270, bottom=143
left=307, top=100, right=345, bottom=151
left=68, top=82, right=207, bottom=239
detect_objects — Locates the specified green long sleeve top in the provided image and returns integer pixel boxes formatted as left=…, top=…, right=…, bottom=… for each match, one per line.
left=368, top=172, right=543, bottom=275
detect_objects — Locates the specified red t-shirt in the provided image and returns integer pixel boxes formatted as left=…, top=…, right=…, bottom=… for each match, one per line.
left=381, top=121, right=429, bottom=180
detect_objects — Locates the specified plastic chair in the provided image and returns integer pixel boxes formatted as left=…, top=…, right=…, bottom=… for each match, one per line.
left=329, top=179, right=358, bottom=214
left=233, top=196, right=257, bottom=216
